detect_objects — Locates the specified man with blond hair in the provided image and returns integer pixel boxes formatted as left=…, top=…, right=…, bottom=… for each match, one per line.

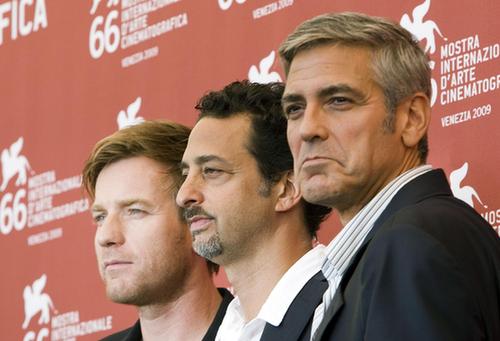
left=82, top=120, right=232, bottom=341
left=280, top=12, right=500, bottom=341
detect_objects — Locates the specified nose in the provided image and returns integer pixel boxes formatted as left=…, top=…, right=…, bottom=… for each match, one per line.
left=95, top=213, right=125, bottom=247
left=299, top=105, right=329, bottom=142
left=176, top=173, right=204, bottom=208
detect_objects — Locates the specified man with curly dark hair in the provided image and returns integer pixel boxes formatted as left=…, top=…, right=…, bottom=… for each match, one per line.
left=177, top=81, right=331, bottom=341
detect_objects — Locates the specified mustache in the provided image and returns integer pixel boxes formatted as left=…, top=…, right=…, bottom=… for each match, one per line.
left=183, top=206, right=215, bottom=221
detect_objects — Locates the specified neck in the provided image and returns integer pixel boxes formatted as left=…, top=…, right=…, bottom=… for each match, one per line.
left=224, top=216, right=312, bottom=321
left=138, top=259, right=221, bottom=341
left=338, top=153, right=423, bottom=226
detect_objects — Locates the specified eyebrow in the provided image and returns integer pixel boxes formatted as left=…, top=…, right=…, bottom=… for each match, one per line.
left=282, top=84, right=365, bottom=104
left=180, top=154, right=230, bottom=170
left=91, top=199, right=151, bottom=212
left=281, top=93, right=304, bottom=106
left=318, top=84, right=365, bottom=100
left=91, top=205, right=104, bottom=213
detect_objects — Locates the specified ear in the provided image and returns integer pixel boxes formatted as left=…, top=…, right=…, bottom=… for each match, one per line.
left=275, top=171, right=302, bottom=213
left=398, top=93, right=430, bottom=148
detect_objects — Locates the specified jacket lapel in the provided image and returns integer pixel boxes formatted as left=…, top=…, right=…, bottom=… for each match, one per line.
left=260, top=271, right=328, bottom=341
left=316, top=169, right=452, bottom=337
left=371, top=169, right=451, bottom=236
left=340, top=169, right=452, bottom=266
left=313, top=289, right=345, bottom=339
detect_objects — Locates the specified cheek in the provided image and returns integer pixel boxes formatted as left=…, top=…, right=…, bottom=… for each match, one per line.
left=218, top=191, right=252, bottom=224
left=94, top=238, right=102, bottom=260
left=287, top=130, right=302, bottom=165
left=345, top=131, right=388, bottom=173
left=207, top=185, right=238, bottom=210
left=287, top=125, right=299, bottom=148
left=148, top=222, right=187, bottom=253
left=148, top=235, right=187, bottom=274
left=339, top=122, right=371, bottom=150
left=93, top=246, right=105, bottom=278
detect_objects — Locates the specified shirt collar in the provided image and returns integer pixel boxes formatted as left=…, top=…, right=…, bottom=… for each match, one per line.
left=258, top=244, right=326, bottom=326
left=222, top=245, right=326, bottom=328
left=324, top=165, right=433, bottom=280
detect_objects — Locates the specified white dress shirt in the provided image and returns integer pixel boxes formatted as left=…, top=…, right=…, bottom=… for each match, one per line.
left=215, top=245, right=326, bottom=341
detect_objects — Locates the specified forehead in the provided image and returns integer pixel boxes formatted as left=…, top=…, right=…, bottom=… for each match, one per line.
left=183, top=115, right=252, bottom=162
left=284, top=44, right=374, bottom=95
left=95, top=156, right=171, bottom=200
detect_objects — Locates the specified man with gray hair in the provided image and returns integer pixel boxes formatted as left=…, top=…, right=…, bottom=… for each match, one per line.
left=280, top=12, right=500, bottom=341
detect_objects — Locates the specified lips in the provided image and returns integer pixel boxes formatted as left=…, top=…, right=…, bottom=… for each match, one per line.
left=103, top=260, right=133, bottom=271
left=302, top=156, right=330, bottom=167
left=188, top=216, right=213, bottom=232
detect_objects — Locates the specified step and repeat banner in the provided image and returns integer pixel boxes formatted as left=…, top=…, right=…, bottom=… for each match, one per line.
left=0, top=0, right=498, bottom=339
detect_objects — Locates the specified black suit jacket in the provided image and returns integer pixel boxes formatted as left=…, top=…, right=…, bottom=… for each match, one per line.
left=260, top=271, right=328, bottom=341
left=101, top=288, right=233, bottom=341
left=320, top=169, right=500, bottom=341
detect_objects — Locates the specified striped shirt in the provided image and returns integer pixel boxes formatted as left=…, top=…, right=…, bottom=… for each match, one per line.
left=310, top=165, right=433, bottom=340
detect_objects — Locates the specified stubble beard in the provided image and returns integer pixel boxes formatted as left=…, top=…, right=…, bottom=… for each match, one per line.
left=103, top=257, right=190, bottom=307
left=105, top=269, right=190, bottom=307
left=105, top=278, right=150, bottom=306
left=192, top=230, right=223, bottom=261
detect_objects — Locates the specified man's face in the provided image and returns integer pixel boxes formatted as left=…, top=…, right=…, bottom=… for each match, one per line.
left=176, top=115, right=277, bottom=265
left=283, top=44, right=406, bottom=222
left=92, top=156, right=193, bottom=306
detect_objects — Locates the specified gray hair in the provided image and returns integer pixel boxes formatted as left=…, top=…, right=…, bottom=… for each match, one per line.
left=279, top=12, right=431, bottom=161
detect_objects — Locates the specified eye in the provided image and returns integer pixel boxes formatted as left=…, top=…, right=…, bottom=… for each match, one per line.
left=202, top=167, right=223, bottom=178
left=180, top=167, right=189, bottom=178
left=180, top=172, right=188, bottom=182
left=128, top=208, right=145, bottom=216
left=283, top=104, right=304, bottom=120
left=92, top=213, right=106, bottom=226
left=327, top=96, right=353, bottom=109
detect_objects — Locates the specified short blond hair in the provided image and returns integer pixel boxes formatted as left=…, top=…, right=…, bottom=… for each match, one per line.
left=82, top=120, right=190, bottom=200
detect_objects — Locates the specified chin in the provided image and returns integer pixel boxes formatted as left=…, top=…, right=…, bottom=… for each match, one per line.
left=105, top=278, right=136, bottom=302
left=108, top=287, right=149, bottom=306
left=301, top=180, right=329, bottom=202
left=302, top=173, right=345, bottom=205
left=304, top=191, right=334, bottom=208
left=193, top=234, right=223, bottom=261
left=107, top=290, right=134, bottom=304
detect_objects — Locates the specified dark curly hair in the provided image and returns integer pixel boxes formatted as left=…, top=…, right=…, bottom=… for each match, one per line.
left=195, top=80, right=331, bottom=237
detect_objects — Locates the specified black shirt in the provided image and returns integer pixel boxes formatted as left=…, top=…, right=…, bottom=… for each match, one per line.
left=100, top=288, right=233, bottom=341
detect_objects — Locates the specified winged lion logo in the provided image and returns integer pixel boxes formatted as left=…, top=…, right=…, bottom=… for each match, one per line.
left=117, top=97, right=145, bottom=130
left=449, top=162, right=487, bottom=209
left=1, top=137, right=33, bottom=192
left=22, top=274, right=57, bottom=329
left=248, top=51, right=282, bottom=84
